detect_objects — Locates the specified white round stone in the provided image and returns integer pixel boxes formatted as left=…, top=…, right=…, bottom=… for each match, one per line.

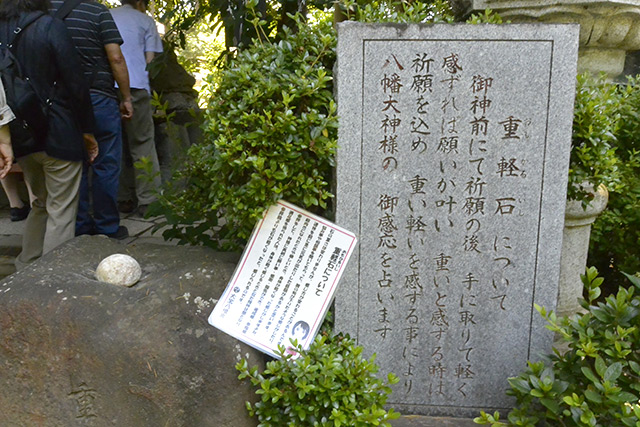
left=95, top=254, right=142, bottom=287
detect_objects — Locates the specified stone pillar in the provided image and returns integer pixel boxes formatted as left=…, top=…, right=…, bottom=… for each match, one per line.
left=450, top=0, right=640, bottom=78
left=557, top=185, right=609, bottom=318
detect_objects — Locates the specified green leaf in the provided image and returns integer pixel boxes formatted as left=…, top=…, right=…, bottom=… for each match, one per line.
left=584, top=389, right=603, bottom=403
left=530, top=389, right=544, bottom=398
left=604, top=362, right=622, bottom=382
left=508, top=378, right=532, bottom=394
left=595, top=356, right=607, bottom=378
left=591, top=307, right=610, bottom=322
left=617, top=391, right=639, bottom=403
left=540, top=398, right=561, bottom=414
left=581, top=367, right=598, bottom=383
left=622, top=272, right=640, bottom=290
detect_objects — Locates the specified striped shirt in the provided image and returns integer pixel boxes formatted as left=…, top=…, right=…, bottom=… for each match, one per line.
left=50, top=0, right=123, bottom=99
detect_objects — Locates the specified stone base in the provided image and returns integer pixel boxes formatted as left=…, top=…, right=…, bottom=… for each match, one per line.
left=392, top=415, right=477, bottom=426
left=0, top=236, right=262, bottom=427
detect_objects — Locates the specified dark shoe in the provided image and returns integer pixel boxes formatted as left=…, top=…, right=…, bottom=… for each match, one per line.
left=10, top=205, right=30, bottom=222
left=75, top=227, right=96, bottom=237
left=104, top=226, right=129, bottom=240
left=137, top=204, right=149, bottom=218
left=118, top=200, right=136, bottom=214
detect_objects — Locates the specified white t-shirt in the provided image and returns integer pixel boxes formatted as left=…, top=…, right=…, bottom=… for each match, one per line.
left=110, top=4, right=163, bottom=92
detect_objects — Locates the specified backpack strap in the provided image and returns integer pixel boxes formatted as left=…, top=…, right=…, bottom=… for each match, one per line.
left=4, top=12, right=57, bottom=109
left=8, top=12, right=45, bottom=49
left=51, top=0, right=98, bottom=88
left=54, top=0, right=85, bottom=20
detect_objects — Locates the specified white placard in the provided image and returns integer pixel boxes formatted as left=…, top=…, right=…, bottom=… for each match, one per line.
left=208, top=200, right=357, bottom=358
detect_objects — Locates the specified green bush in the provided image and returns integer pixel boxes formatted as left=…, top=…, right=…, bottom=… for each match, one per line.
left=589, top=76, right=640, bottom=289
left=569, top=73, right=622, bottom=202
left=236, top=332, right=400, bottom=426
left=149, top=11, right=338, bottom=250
left=475, top=267, right=640, bottom=426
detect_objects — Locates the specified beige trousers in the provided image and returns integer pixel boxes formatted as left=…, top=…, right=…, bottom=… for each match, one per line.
left=15, top=152, right=82, bottom=270
left=120, top=88, right=161, bottom=206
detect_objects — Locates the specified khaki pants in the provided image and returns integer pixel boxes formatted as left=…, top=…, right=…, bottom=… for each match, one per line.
left=15, top=152, right=82, bottom=270
left=120, top=88, right=161, bottom=206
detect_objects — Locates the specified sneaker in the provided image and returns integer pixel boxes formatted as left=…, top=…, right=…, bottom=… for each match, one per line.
left=104, top=226, right=129, bottom=240
left=10, top=205, right=30, bottom=222
left=118, top=200, right=136, bottom=214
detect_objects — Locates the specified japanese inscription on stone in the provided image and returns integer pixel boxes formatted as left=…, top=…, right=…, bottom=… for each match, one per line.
left=209, top=200, right=357, bottom=358
left=335, top=23, right=578, bottom=417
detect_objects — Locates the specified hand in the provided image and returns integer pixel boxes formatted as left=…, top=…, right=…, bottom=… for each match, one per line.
left=0, top=125, right=13, bottom=179
left=83, top=133, right=99, bottom=164
left=120, top=99, right=133, bottom=120
left=0, top=151, right=12, bottom=178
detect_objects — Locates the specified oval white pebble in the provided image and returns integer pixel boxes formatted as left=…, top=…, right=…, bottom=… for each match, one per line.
left=95, top=254, right=141, bottom=287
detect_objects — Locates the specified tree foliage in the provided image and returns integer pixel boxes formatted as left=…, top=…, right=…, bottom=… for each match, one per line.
left=152, top=0, right=332, bottom=51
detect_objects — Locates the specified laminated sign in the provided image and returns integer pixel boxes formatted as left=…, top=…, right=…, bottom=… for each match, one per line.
left=208, top=200, right=357, bottom=358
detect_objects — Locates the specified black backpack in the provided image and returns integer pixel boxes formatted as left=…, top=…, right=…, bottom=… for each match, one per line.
left=0, top=12, right=50, bottom=146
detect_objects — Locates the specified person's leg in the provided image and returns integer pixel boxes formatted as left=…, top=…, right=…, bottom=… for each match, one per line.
left=118, top=126, right=137, bottom=211
left=41, top=155, right=82, bottom=255
left=23, top=173, right=35, bottom=206
left=89, top=94, right=122, bottom=234
left=15, top=153, right=48, bottom=270
left=75, top=161, right=94, bottom=235
left=7, top=163, right=35, bottom=205
left=123, top=89, right=161, bottom=209
left=1, top=171, right=31, bottom=221
left=1, top=174, right=25, bottom=208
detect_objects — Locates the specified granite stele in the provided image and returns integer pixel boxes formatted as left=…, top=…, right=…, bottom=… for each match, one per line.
left=334, top=22, right=579, bottom=418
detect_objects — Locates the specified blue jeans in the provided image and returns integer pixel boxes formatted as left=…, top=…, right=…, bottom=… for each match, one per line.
left=76, top=93, right=122, bottom=235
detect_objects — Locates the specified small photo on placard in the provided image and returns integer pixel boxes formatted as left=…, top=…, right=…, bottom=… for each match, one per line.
left=208, top=200, right=357, bottom=358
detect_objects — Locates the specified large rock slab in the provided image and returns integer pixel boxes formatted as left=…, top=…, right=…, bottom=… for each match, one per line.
left=0, top=236, right=261, bottom=426
left=335, top=22, right=578, bottom=417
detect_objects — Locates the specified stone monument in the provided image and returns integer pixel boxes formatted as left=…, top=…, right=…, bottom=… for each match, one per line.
left=334, top=22, right=579, bottom=418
